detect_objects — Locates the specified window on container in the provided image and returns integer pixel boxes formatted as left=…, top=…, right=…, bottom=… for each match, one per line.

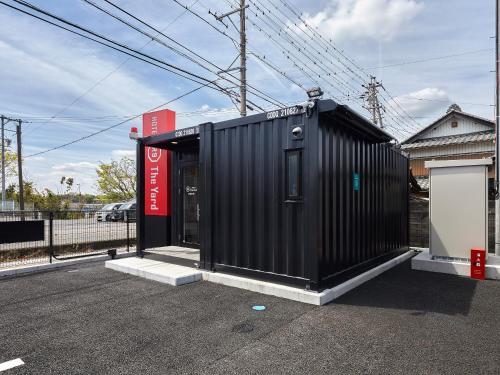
left=286, top=150, right=302, bottom=200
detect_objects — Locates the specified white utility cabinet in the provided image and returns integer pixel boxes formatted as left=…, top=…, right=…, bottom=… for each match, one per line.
left=426, top=159, right=491, bottom=260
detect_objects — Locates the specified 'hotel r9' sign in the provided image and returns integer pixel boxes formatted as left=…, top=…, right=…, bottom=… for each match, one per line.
left=142, top=110, right=175, bottom=216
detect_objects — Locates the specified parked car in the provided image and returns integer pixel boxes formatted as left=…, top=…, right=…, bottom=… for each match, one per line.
left=110, top=201, right=136, bottom=222
left=96, top=203, right=123, bottom=222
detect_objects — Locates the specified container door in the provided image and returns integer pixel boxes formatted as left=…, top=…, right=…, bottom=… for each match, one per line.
left=182, top=164, right=199, bottom=245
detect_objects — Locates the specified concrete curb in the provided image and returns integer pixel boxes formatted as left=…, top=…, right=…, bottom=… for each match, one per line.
left=203, top=250, right=415, bottom=305
left=105, top=250, right=415, bottom=305
left=0, top=252, right=136, bottom=278
left=318, top=250, right=415, bottom=305
left=411, top=250, right=500, bottom=280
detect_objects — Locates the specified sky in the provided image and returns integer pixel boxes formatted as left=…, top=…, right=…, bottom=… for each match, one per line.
left=0, top=0, right=495, bottom=193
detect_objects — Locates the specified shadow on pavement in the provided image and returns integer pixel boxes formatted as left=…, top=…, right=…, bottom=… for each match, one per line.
left=330, top=259, right=478, bottom=316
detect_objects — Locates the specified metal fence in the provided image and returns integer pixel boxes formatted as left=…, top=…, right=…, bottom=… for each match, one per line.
left=0, top=209, right=136, bottom=268
left=0, top=200, right=35, bottom=211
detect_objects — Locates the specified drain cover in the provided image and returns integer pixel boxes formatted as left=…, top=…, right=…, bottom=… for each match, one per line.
left=231, top=322, right=254, bottom=333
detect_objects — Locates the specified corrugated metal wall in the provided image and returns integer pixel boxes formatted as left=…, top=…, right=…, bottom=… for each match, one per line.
left=205, top=108, right=409, bottom=287
left=210, top=117, right=307, bottom=279
left=318, top=121, right=409, bottom=283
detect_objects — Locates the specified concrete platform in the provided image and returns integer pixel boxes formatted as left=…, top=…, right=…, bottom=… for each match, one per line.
left=412, top=249, right=500, bottom=280
left=105, top=257, right=202, bottom=286
left=106, top=250, right=414, bottom=305
left=146, top=246, right=200, bottom=262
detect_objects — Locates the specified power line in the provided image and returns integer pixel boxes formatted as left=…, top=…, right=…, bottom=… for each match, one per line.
left=403, top=96, right=494, bottom=107
left=4, top=0, right=238, bottom=98
left=248, top=1, right=419, bottom=137
left=244, top=0, right=361, bottom=100
left=25, top=83, right=214, bottom=158
left=84, top=0, right=285, bottom=110
left=174, top=0, right=309, bottom=97
left=274, top=0, right=370, bottom=81
left=24, top=0, right=200, bottom=138
left=367, top=48, right=495, bottom=69
left=267, top=0, right=426, bottom=136
left=172, top=0, right=310, bottom=95
left=249, top=0, right=367, bottom=89
left=238, top=0, right=414, bottom=135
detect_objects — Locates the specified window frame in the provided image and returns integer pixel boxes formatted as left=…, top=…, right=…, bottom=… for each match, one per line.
left=285, top=149, right=303, bottom=201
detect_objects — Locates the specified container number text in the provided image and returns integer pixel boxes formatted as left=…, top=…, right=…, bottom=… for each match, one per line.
left=266, top=106, right=303, bottom=120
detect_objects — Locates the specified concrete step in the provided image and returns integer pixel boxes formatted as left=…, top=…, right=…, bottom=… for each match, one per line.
left=106, top=257, right=202, bottom=286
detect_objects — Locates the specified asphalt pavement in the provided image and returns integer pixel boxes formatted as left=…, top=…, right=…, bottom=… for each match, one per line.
left=0, top=259, right=499, bottom=374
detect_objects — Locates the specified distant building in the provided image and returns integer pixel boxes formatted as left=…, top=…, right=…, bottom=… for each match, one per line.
left=401, top=104, right=495, bottom=192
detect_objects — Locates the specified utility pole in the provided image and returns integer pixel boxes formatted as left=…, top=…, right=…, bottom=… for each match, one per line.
left=210, top=0, right=248, bottom=117
left=362, top=76, right=385, bottom=128
left=1, top=116, right=5, bottom=210
left=239, top=0, right=247, bottom=117
left=16, top=120, right=24, bottom=213
left=495, top=0, right=500, bottom=255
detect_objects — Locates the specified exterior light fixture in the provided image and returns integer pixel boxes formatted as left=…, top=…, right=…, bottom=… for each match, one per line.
left=129, top=126, right=139, bottom=140
left=171, top=141, right=178, bottom=145
left=306, top=87, right=324, bottom=100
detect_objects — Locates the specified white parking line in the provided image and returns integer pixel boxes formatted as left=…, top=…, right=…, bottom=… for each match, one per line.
left=0, top=358, right=24, bottom=372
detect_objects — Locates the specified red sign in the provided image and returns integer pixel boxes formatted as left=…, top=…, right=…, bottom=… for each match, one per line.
left=470, top=248, right=486, bottom=280
left=142, top=109, right=175, bottom=216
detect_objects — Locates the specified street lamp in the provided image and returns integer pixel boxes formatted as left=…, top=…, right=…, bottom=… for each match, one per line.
left=306, top=87, right=324, bottom=100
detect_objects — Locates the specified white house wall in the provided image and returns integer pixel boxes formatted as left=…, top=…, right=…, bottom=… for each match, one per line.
left=407, top=142, right=494, bottom=159
left=418, top=116, right=492, bottom=140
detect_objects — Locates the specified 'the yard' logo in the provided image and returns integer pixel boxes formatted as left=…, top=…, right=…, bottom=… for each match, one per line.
left=147, top=147, right=162, bottom=163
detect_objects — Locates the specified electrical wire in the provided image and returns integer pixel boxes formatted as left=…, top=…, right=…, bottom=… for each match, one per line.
left=25, top=82, right=214, bottom=158
left=82, top=0, right=285, bottom=108
left=367, top=48, right=495, bottom=69
left=243, top=0, right=360, bottom=100
left=5, top=0, right=239, bottom=99
left=248, top=0, right=367, bottom=91
left=0, top=0, right=238, bottom=104
left=22, top=0, right=201, bottom=138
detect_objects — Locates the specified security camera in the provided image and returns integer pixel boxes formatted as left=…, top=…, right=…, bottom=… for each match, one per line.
left=296, top=101, right=315, bottom=110
left=292, top=126, right=303, bottom=137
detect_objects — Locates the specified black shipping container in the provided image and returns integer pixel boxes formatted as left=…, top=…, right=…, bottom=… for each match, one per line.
left=137, top=99, right=409, bottom=290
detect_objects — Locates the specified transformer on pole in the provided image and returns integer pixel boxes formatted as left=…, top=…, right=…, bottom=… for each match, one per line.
left=361, top=76, right=385, bottom=129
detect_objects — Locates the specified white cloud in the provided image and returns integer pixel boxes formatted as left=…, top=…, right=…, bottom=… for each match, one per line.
left=52, top=162, right=98, bottom=172
left=27, top=161, right=99, bottom=193
left=300, top=0, right=423, bottom=42
left=390, top=88, right=450, bottom=117
left=29, top=156, right=46, bottom=161
left=111, top=149, right=136, bottom=159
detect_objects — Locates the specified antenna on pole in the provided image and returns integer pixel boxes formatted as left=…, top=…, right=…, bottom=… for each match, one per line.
left=210, top=1, right=248, bottom=117
left=361, top=76, right=385, bottom=128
